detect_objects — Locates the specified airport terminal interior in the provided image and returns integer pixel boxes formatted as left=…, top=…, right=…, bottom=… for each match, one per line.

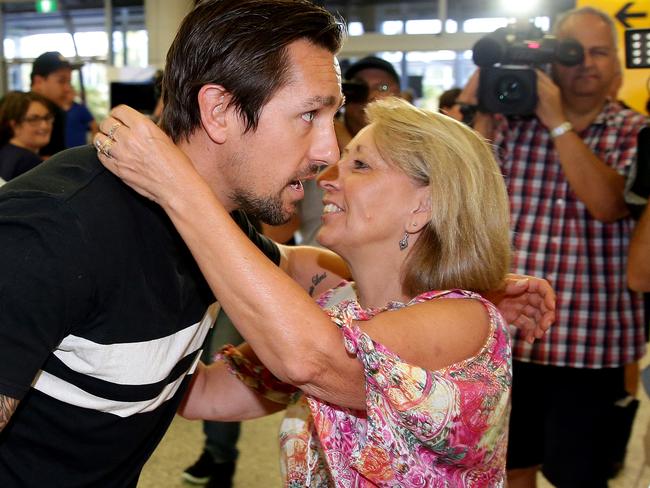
left=1, top=0, right=649, bottom=487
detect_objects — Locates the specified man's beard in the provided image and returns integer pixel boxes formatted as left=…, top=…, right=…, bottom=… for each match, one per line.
left=231, top=189, right=292, bottom=226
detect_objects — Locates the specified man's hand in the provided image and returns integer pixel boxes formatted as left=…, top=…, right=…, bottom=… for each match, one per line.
left=488, top=274, right=556, bottom=344
left=535, top=69, right=566, bottom=130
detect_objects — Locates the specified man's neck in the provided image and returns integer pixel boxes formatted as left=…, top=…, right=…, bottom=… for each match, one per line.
left=562, top=94, right=607, bottom=132
left=176, top=133, right=237, bottom=213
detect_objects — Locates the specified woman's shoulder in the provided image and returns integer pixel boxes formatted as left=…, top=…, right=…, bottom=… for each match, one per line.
left=354, top=289, right=509, bottom=374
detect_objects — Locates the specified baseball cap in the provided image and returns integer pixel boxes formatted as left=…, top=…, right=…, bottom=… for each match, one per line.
left=344, top=56, right=400, bottom=84
left=31, top=51, right=72, bottom=79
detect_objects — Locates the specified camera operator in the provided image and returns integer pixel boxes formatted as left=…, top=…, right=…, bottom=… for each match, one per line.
left=450, top=7, right=647, bottom=488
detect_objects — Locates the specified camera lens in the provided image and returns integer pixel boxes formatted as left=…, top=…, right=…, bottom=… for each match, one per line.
left=478, top=66, right=537, bottom=115
left=496, top=75, right=526, bottom=104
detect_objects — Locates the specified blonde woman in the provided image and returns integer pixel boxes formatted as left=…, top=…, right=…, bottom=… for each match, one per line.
left=96, top=97, right=549, bottom=486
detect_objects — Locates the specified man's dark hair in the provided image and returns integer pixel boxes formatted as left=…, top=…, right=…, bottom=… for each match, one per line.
left=161, top=0, right=344, bottom=142
left=438, top=87, right=461, bottom=112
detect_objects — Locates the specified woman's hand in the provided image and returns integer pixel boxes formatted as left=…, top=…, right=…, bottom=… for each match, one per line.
left=487, top=274, right=556, bottom=344
left=93, top=104, right=199, bottom=208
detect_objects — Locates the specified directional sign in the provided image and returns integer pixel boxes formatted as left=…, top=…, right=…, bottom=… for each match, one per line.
left=578, top=0, right=649, bottom=114
left=616, top=2, right=647, bottom=28
left=624, top=28, right=650, bottom=68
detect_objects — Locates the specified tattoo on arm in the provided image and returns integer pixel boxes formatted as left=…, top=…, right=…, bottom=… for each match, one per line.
left=0, top=395, right=18, bottom=431
left=308, top=272, right=327, bottom=297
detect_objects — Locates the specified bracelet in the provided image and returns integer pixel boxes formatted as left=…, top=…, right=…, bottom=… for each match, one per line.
left=549, top=121, right=573, bottom=138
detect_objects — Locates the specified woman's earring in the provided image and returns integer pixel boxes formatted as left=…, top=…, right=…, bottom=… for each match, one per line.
left=399, top=232, right=409, bottom=251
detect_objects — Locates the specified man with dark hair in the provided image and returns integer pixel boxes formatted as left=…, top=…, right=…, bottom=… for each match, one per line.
left=336, top=55, right=402, bottom=147
left=344, top=55, right=401, bottom=99
left=30, top=51, right=74, bottom=157
left=0, top=1, right=346, bottom=486
left=438, top=87, right=462, bottom=115
left=452, top=7, right=647, bottom=487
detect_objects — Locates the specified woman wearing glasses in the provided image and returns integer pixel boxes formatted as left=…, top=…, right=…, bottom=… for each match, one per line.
left=0, top=91, right=53, bottom=181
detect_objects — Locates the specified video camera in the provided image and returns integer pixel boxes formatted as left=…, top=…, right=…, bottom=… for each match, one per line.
left=472, top=24, right=584, bottom=115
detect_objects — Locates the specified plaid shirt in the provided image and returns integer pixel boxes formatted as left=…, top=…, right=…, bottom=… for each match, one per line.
left=493, top=102, right=647, bottom=368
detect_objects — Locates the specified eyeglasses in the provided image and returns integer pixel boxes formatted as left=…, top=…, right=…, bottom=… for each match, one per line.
left=21, top=114, right=54, bottom=125
left=370, top=82, right=392, bottom=94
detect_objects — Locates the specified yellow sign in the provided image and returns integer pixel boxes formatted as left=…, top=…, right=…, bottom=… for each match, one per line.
left=577, top=0, right=650, bottom=114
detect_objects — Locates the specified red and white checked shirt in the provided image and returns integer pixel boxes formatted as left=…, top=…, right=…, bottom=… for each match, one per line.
left=493, top=102, right=647, bottom=368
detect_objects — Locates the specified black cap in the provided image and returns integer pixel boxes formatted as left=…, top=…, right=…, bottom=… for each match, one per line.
left=31, top=51, right=72, bottom=79
left=344, top=56, right=400, bottom=84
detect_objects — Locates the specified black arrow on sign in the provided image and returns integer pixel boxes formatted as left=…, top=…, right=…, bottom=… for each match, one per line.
left=616, top=2, right=647, bottom=28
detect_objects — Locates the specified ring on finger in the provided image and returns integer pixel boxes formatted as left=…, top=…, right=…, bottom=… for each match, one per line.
left=108, top=122, right=122, bottom=140
left=100, top=138, right=113, bottom=158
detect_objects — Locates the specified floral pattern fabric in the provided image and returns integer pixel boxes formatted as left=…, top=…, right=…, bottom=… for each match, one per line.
left=221, top=282, right=511, bottom=487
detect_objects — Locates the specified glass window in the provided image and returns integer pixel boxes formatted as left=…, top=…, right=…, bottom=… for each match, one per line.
left=381, top=21, right=404, bottom=35
left=405, top=20, right=441, bottom=35
left=445, top=20, right=458, bottom=34
left=348, top=22, right=364, bottom=36
left=463, top=17, right=512, bottom=33
left=401, top=50, right=476, bottom=111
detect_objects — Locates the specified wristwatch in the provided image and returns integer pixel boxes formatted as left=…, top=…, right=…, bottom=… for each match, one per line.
left=550, top=121, right=573, bottom=138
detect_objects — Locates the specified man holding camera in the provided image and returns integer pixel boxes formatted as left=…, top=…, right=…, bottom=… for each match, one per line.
left=452, top=7, right=647, bottom=488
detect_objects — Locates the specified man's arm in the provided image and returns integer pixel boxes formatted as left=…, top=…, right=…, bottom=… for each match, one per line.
left=628, top=205, right=650, bottom=291
left=0, top=395, right=18, bottom=432
left=484, top=274, right=556, bottom=343
left=551, top=130, right=628, bottom=221
left=180, top=346, right=286, bottom=422
left=535, top=70, right=628, bottom=222
left=0, top=201, right=93, bottom=431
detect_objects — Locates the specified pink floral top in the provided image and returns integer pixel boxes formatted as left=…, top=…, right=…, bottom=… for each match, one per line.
left=220, top=281, right=511, bottom=487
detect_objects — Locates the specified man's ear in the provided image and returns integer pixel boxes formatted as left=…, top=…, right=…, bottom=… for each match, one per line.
left=197, top=85, right=233, bottom=144
left=406, top=186, right=431, bottom=234
left=31, top=75, right=45, bottom=90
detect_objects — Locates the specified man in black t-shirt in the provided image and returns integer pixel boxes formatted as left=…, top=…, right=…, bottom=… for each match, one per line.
left=0, top=2, right=348, bottom=486
left=30, top=51, right=73, bottom=158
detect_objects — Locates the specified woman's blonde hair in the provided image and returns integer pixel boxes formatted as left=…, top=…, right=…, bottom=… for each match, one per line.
left=366, top=97, right=511, bottom=296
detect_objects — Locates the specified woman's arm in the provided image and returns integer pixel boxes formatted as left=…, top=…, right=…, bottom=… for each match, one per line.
left=278, top=244, right=350, bottom=298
